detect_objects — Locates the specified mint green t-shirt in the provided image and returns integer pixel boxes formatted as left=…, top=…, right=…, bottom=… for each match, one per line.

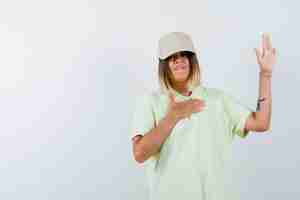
left=130, top=85, right=253, bottom=200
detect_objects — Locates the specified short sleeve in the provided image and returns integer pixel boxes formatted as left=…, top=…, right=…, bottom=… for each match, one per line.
left=222, top=91, right=254, bottom=139
left=129, top=93, right=156, bottom=141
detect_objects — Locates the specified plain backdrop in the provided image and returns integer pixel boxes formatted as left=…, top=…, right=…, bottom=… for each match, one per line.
left=0, top=0, right=299, bottom=199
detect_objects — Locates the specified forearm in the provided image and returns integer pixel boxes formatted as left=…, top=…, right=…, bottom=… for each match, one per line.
left=134, top=113, right=178, bottom=163
left=255, top=71, right=272, bottom=129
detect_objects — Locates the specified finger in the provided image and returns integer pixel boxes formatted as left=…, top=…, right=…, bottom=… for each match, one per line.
left=193, top=101, right=205, bottom=111
left=259, top=33, right=265, bottom=57
left=197, top=99, right=205, bottom=104
left=264, top=49, right=271, bottom=56
left=194, top=100, right=205, bottom=107
left=194, top=105, right=205, bottom=113
left=199, top=101, right=206, bottom=108
left=254, top=48, right=262, bottom=61
left=192, top=99, right=206, bottom=108
left=193, top=98, right=204, bottom=103
left=264, top=33, right=273, bottom=50
left=262, top=32, right=272, bottom=51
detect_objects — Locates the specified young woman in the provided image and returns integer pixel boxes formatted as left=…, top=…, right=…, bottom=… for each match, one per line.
left=130, top=32, right=276, bottom=200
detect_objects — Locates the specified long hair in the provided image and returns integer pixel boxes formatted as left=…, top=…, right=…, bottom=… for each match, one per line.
left=158, top=51, right=202, bottom=95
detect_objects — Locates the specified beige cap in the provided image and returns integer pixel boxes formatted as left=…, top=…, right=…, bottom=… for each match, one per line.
left=158, top=32, right=196, bottom=60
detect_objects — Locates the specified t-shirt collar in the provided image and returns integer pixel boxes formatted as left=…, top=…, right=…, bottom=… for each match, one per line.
left=170, top=84, right=204, bottom=99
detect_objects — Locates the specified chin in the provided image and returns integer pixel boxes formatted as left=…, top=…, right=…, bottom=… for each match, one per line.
left=174, top=77, right=189, bottom=82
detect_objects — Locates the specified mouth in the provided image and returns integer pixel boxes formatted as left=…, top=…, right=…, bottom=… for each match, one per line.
left=174, top=65, right=187, bottom=71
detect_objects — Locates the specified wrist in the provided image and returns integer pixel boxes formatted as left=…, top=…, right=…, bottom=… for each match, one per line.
left=166, top=112, right=179, bottom=125
left=260, top=71, right=272, bottom=78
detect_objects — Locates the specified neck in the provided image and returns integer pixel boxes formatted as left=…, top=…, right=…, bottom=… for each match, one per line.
left=172, top=81, right=190, bottom=96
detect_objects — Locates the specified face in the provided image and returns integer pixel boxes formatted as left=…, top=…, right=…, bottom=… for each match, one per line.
left=167, top=51, right=191, bottom=83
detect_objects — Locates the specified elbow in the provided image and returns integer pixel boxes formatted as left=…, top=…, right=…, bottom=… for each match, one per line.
left=133, top=146, right=148, bottom=164
left=132, top=136, right=147, bottom=164
left=134, top=151, right=146, bottom=164
left=263, top=124, right=271, bottom=132
left=257, top=122, right=271, bottom=132
left=253, top=116, right=271, bottom=132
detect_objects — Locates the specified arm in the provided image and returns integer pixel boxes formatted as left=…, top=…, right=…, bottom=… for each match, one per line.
left=245, top=33, right=276, bottom=132
left=245, top=71, right=272, bottom=132
left=132, top=112, right=178, bottom=164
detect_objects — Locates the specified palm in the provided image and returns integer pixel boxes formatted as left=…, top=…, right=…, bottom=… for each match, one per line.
left=255, top=33, right=277, bottom=72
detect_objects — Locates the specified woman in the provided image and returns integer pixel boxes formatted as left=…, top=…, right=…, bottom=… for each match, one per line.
left=130, top=32, right=276, bottom=200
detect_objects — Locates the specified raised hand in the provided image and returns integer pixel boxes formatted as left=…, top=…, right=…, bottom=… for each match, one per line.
left=254, top=32, right=277, bottom=73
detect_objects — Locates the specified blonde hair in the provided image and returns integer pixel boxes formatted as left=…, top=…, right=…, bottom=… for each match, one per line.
left=158, top=52, right=202, bottom=95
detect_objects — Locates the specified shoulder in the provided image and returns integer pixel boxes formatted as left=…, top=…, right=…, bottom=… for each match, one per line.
left=149, top=88, right=167, bottom=106
left=134, top=88, right=164, bottom=106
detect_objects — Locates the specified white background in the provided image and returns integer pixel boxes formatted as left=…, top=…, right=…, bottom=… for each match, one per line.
left=0, top=0, right=298, bottom=199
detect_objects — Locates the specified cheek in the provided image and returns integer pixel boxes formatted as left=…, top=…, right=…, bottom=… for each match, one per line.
left=168, top=62, right=175, bottom=71
left=186, top=60, right=191, bottom=71
left=185, top=59, right=190, bottom=66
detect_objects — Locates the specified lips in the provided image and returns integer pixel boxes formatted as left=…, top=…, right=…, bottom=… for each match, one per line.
left=175, top=65, right=186, bottom=71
